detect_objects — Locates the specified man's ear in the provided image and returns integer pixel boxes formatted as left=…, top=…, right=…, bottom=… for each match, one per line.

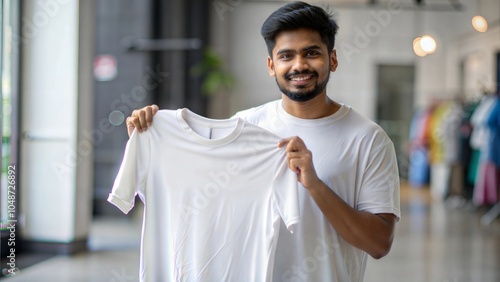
left=330, top=50, right=338, bottom=72
left=267, top=56, right=276, bottom=76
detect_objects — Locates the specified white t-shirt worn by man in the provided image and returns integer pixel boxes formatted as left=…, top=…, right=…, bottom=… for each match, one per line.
left=108, top=109, right=300, bottom=282
left=236, top=99, right=401, bottom=282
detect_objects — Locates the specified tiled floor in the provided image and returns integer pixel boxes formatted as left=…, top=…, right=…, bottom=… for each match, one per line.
left=1, top=215, right=142, bottom=281
left=2, top=184, right=500, bottom=282
left=365, top=186, right=500, bottom=282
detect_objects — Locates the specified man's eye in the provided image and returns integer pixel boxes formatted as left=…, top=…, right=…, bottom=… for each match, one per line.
left=306, top=51, right=319, bottom=56
left=280, top=54, right=293, bottom=60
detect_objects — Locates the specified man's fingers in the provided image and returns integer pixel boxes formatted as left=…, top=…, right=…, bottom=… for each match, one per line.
left=126, top=116, right=140, bottom=137
left=151, top=104, right=159, bottom=115
left=131, top=105, right=158, bottom=130
left=126, top=105, right=159, bottom=137
left=286, top=151, right=304, bottom=159
left=277, top=137, right=293, bottom=148
left=277, top=136, right=304, bottom=148
left=286, top=138, right=306, bottom=153
left=138, top=109, right=148, bottom=129
left=288, top=158, right=302, bottom=174
left=144, top=105, right=158, bottom=127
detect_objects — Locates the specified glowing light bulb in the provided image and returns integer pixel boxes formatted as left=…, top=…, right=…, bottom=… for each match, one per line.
left=413, top=37, right=427, bottom=57
left=472, top=15, right=488, bottom=32
left=420, top=35, right=437, bottom=54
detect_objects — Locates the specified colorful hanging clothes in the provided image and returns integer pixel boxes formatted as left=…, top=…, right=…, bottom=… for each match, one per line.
left=486, top=97, right=500, bottom=167
left=472, top=96, right=500, bottom=205
left=459, top=101, right=480, bottom=199
left=428, top=102, right=452, bottom=164
left=408, top=108, right=431, bottom=187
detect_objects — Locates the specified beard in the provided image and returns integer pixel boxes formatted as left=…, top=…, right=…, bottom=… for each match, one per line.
left=276, top=70, right=329, bottom=102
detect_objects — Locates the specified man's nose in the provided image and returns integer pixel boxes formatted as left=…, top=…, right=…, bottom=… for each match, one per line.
left=292, top=56, right=310, bottom=72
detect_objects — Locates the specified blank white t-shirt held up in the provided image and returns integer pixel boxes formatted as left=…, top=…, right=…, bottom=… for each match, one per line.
left=108, top=108, right=300, bottom=282
left=236, top=100, right=401, bottom=282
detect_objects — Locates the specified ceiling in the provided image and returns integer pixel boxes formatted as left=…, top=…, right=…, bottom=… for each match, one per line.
left=243, top=0, right=464, bottom=11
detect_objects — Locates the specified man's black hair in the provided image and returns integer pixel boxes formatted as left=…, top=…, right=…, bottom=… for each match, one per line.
left=260, top=1, right=339, bottom=57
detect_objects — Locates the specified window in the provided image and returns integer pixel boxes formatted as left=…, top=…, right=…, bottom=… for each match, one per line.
left=1, top=0, right=19, bottom=256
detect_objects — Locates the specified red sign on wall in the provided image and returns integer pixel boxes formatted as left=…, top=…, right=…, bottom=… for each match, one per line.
left=94, top=55, right=117, bottom=81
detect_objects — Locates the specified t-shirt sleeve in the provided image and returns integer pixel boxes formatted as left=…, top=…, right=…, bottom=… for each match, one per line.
left=358, top=142, right=401, bottom=220
left=272, top=148, right=301, bottom=233
left=107, top=130, right=150, bottom=214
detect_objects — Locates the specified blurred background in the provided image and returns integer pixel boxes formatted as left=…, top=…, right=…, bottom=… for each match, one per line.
left=0, top=0, right=499, bottom=281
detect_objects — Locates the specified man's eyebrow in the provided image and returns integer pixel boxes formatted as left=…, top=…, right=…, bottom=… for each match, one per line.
left=302, top=45, right=322, bottom=52
left=276, top=48, right=295, bottom=56
left=276, top=45, right=322, bottom=56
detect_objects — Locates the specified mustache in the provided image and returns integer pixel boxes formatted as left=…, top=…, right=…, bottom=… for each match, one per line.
left=285, top=70, right=318, bottom=80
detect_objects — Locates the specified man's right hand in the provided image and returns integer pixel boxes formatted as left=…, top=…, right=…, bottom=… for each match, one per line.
left=126, top=105, right=159, bottom=137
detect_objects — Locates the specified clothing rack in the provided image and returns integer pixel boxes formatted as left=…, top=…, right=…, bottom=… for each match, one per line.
left=413, top=94, right=500, bottom=225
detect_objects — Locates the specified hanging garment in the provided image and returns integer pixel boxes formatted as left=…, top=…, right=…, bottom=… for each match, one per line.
left=470, top=96, right=497, bottom=153
left=441, top=101, right=464, bottom=165
left=473, top=162, right=499, bottom=205
left=486, top=97, right=500, bottom=167
left=472, top=96, right=500, bottom=205
left=459, top=101, right=479, bottom=199
left=408, top=108, right=430, bottom=187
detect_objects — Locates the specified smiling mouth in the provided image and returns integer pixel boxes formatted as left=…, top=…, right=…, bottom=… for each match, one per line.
left=289, top=74, right=314, bottom=81
left=288, top=74, right=315, bottom=86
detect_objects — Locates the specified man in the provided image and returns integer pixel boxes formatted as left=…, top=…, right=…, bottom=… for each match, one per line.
left=126, top=2, right=400, bottom=281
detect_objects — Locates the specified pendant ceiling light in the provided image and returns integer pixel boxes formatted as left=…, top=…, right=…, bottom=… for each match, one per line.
left=413, top=37, right=427, bottom=57
left=420, top=35, right=437, bottom=54
left=472, top=15, right=488, bottom=32
left=412, top=2, right=437, bottom=57
left=472, top=0, right=488, bottom=32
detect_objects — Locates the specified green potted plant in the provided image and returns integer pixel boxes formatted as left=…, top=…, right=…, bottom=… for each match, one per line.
left=190, top=48, right=235, bottom=96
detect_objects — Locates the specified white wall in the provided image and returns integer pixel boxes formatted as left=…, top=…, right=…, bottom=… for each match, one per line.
left=333, top=5, right=417, bottom=118
left=227, top=3, right=284, bottom=115
left=211, top=0, right=499, bottom=119
left=454, top=24, right=500, bottom=97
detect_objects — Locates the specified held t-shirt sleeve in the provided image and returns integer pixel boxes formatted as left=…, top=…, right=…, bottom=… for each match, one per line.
left=358, top=141, right=401, bottom=220
left=107, top=130, right=150, bottom=214
left=272, top=148, right=300, bottom=233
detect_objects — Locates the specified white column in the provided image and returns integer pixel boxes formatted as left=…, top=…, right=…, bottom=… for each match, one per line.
left=19, top=0, right=94, bottom=251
